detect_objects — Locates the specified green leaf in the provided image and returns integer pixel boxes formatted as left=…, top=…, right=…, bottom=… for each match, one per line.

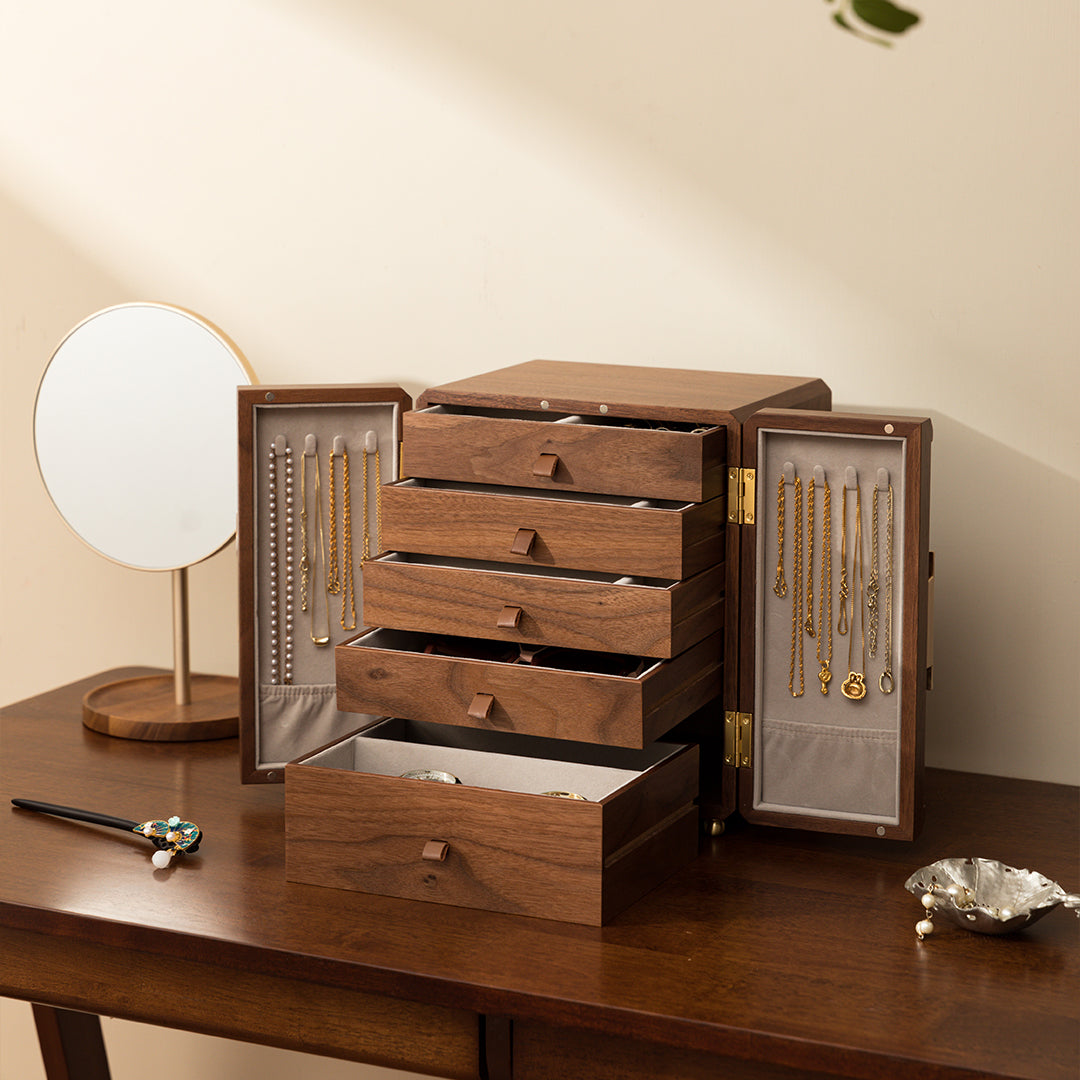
left=852, top=0, right=920, bottom=34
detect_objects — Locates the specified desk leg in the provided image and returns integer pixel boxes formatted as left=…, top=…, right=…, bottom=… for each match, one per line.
left=482, top=1014, right=512, bottom=1080
left=31, top=1004, right=111, bottom=1080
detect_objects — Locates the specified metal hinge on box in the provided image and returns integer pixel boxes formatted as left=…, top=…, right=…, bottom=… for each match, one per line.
left=726, top=468, right=757, bottom=525
left=724, top=711, right=753, bottom=767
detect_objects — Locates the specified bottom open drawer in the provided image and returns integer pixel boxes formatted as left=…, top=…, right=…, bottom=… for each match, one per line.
left=285, top=719, right=700, bottom=925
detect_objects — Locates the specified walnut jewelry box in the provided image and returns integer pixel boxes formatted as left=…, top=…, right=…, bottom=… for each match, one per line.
left=239, top=362, right=933, bottom=926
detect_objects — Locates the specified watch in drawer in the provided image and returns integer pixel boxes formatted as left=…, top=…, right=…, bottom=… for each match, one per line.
left=403, top=405, right=727, bottom=502
left=285, top=718, right=700, bottom=925
left=361, top=553, right=725, bottom=659
left=380, top=478, right=726, bottom=579
left=335, top=627, right=723, bottom=748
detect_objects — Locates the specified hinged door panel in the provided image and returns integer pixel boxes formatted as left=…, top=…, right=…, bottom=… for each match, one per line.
left=737, top=410, right=932, bottom=838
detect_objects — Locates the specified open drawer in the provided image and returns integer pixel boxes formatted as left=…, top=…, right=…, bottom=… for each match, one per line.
left=380, top=478, right=725, bottom=579
left=403, top=404, right=727, bottom=502
left=335, top=626, right=723, bottom=748
left=361, top=553, right=725, bottom=659
left=284, top=718, right=700, bottom=924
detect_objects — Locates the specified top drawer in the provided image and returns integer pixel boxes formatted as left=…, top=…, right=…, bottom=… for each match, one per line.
left=403, top=405, right=727, bottom=502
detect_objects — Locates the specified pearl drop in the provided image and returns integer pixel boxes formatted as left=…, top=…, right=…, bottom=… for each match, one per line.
left=916, top=919, right=934, bottom=938
left=921, top=892, right=937, bottom=910
left=999, top=907, right=1015, bottom=921
left=152, top=849, right=174, bottom=869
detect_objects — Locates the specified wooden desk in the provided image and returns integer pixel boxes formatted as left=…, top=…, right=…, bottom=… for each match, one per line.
left=2, top=671, right=1077, bottom=1080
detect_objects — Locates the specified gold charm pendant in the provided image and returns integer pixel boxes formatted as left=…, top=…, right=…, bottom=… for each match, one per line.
left=819, top=664, right=832, bottom=695
left=841, top=672, right=867, bottom=700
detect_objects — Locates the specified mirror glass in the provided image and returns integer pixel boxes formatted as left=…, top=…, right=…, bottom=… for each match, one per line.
left=34, top=303, right=254, bottom=571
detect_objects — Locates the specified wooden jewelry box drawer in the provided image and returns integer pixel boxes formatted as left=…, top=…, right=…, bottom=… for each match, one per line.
left=380, top=479, right=726, bottom=579
left=361, top=553, right=726, bottom=659
left=335, top=627, right=723, bottom=748
left=403, top=405, right=727, bottom=502
left=284, top=718, right=700, bottom=925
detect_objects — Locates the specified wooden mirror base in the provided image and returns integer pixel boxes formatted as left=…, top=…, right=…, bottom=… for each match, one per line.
left=82, top=674, right=239, bottom=741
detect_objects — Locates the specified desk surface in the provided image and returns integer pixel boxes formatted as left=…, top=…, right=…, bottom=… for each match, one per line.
left=1, top=670, right=1077, bottom=1080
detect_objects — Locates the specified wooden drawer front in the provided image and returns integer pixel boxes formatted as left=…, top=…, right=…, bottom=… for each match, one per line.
left=335, top=628, right=723, bottom=748
left=381, top=480, right=725, bottom=580
left=403, top=407, right=726, bottom=502
left=285, top=720, right=700, bottom=925
left=361, top=556, right=725, bottom=659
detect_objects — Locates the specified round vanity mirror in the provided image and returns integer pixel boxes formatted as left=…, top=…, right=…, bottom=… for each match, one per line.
left=34, top=303, right=255, bottom=740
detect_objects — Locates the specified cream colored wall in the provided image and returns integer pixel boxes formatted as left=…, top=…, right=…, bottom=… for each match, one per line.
left=1, top=2, right=1076, bottom=1077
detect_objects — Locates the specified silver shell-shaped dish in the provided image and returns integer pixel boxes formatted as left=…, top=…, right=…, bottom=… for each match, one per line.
left=905, top=858, right=1080, bottom=934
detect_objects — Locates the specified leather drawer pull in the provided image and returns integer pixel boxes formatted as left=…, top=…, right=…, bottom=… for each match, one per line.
left=497, top=605, right=522, bottom=629
left=467, top=692, right=495, bottom=720
left=532, top=453, right=559, bottom=478
left=422, top=841, right=449, bottom=862
left=510, top=528, right=537, bottom=555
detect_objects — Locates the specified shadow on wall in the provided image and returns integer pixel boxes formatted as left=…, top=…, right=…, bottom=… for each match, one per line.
left=922, top=411, right=1079, bottom=785
left=0, top=187, right=242, bottom=705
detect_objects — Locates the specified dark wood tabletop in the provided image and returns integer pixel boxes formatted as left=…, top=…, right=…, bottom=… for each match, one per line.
left=2, top=669, right=1077, bottom=1080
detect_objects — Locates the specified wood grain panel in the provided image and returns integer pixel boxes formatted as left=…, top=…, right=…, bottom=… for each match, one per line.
left=286, top=743, right=698, bottom=925
left=0, top=926, right=479, bottom=1079
left=361, top=557, right=724, bottom=658
left=285, top=767, right=608, bottom=924
left=416, top=360, right=831, bottom=427
left=381, top=480, right=726, bottom=579
left=403, top=409, right=726, bottom=502
left=335, top=629, right=723, bottom=748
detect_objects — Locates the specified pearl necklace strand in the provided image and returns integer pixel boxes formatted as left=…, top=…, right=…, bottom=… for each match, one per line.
left=267, top=438, right=295, bottom=684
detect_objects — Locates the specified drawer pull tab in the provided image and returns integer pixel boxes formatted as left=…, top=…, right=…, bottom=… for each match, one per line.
left=422, top=840, right=449, bottom=862
left=532, top=453, right=559, bottom=478
left=510, top=528, right=537, bottom=555
left=467, top=692, right=495, bottom=720
left=496, top=605, right=523, bottom=629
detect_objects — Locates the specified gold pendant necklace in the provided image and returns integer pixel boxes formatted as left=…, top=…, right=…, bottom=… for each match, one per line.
left=837, top=480, right=850, bottom=637
left=817, top=475, right=833, bottom=694
left=841, top=482, right=867, bottom=701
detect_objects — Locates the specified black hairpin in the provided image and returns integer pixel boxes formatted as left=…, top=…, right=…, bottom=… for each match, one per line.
left=11, top=798, right=202, bottom=868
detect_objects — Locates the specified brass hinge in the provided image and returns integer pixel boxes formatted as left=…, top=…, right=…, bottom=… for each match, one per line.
left=726, top=467, right=757, bottom=526
left=724, top=711, right=753, bottom=768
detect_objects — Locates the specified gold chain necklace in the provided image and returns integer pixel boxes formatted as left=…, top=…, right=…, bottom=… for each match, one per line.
left=773, top=473, right=787, bottom=598
left=804, top=477, right=816, bottom=638
left=339, top=446, right=357, bottom=630
left=817, top=477, right=833, bottom=694
left=879, top=483, right=895, bottom=694
left=326, top=449, right=341, bottom=595
left=361, top=441, right=371, bottom=563
left=867, top=483, right=881, bottom=657
left=301, top=446, right=330, bottom=647
left=837, top=481, right=850, bottom=637
left=788, top=476, right=805, bottom=697
left=841, top=484, right=867, bottom=701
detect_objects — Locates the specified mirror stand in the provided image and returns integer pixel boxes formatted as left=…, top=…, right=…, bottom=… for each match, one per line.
left=80, top=568, right=239, bottom=741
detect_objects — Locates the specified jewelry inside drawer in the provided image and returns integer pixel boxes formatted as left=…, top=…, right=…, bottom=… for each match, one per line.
left=361, top=554, right=725, bottom=659
left=285, top=719, right=700, bottom=924
left=380, top=479, right=726, bottom=579
left=402, top=405, right=726, bottom=502
left=335, top=627, right=723, bottom=748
